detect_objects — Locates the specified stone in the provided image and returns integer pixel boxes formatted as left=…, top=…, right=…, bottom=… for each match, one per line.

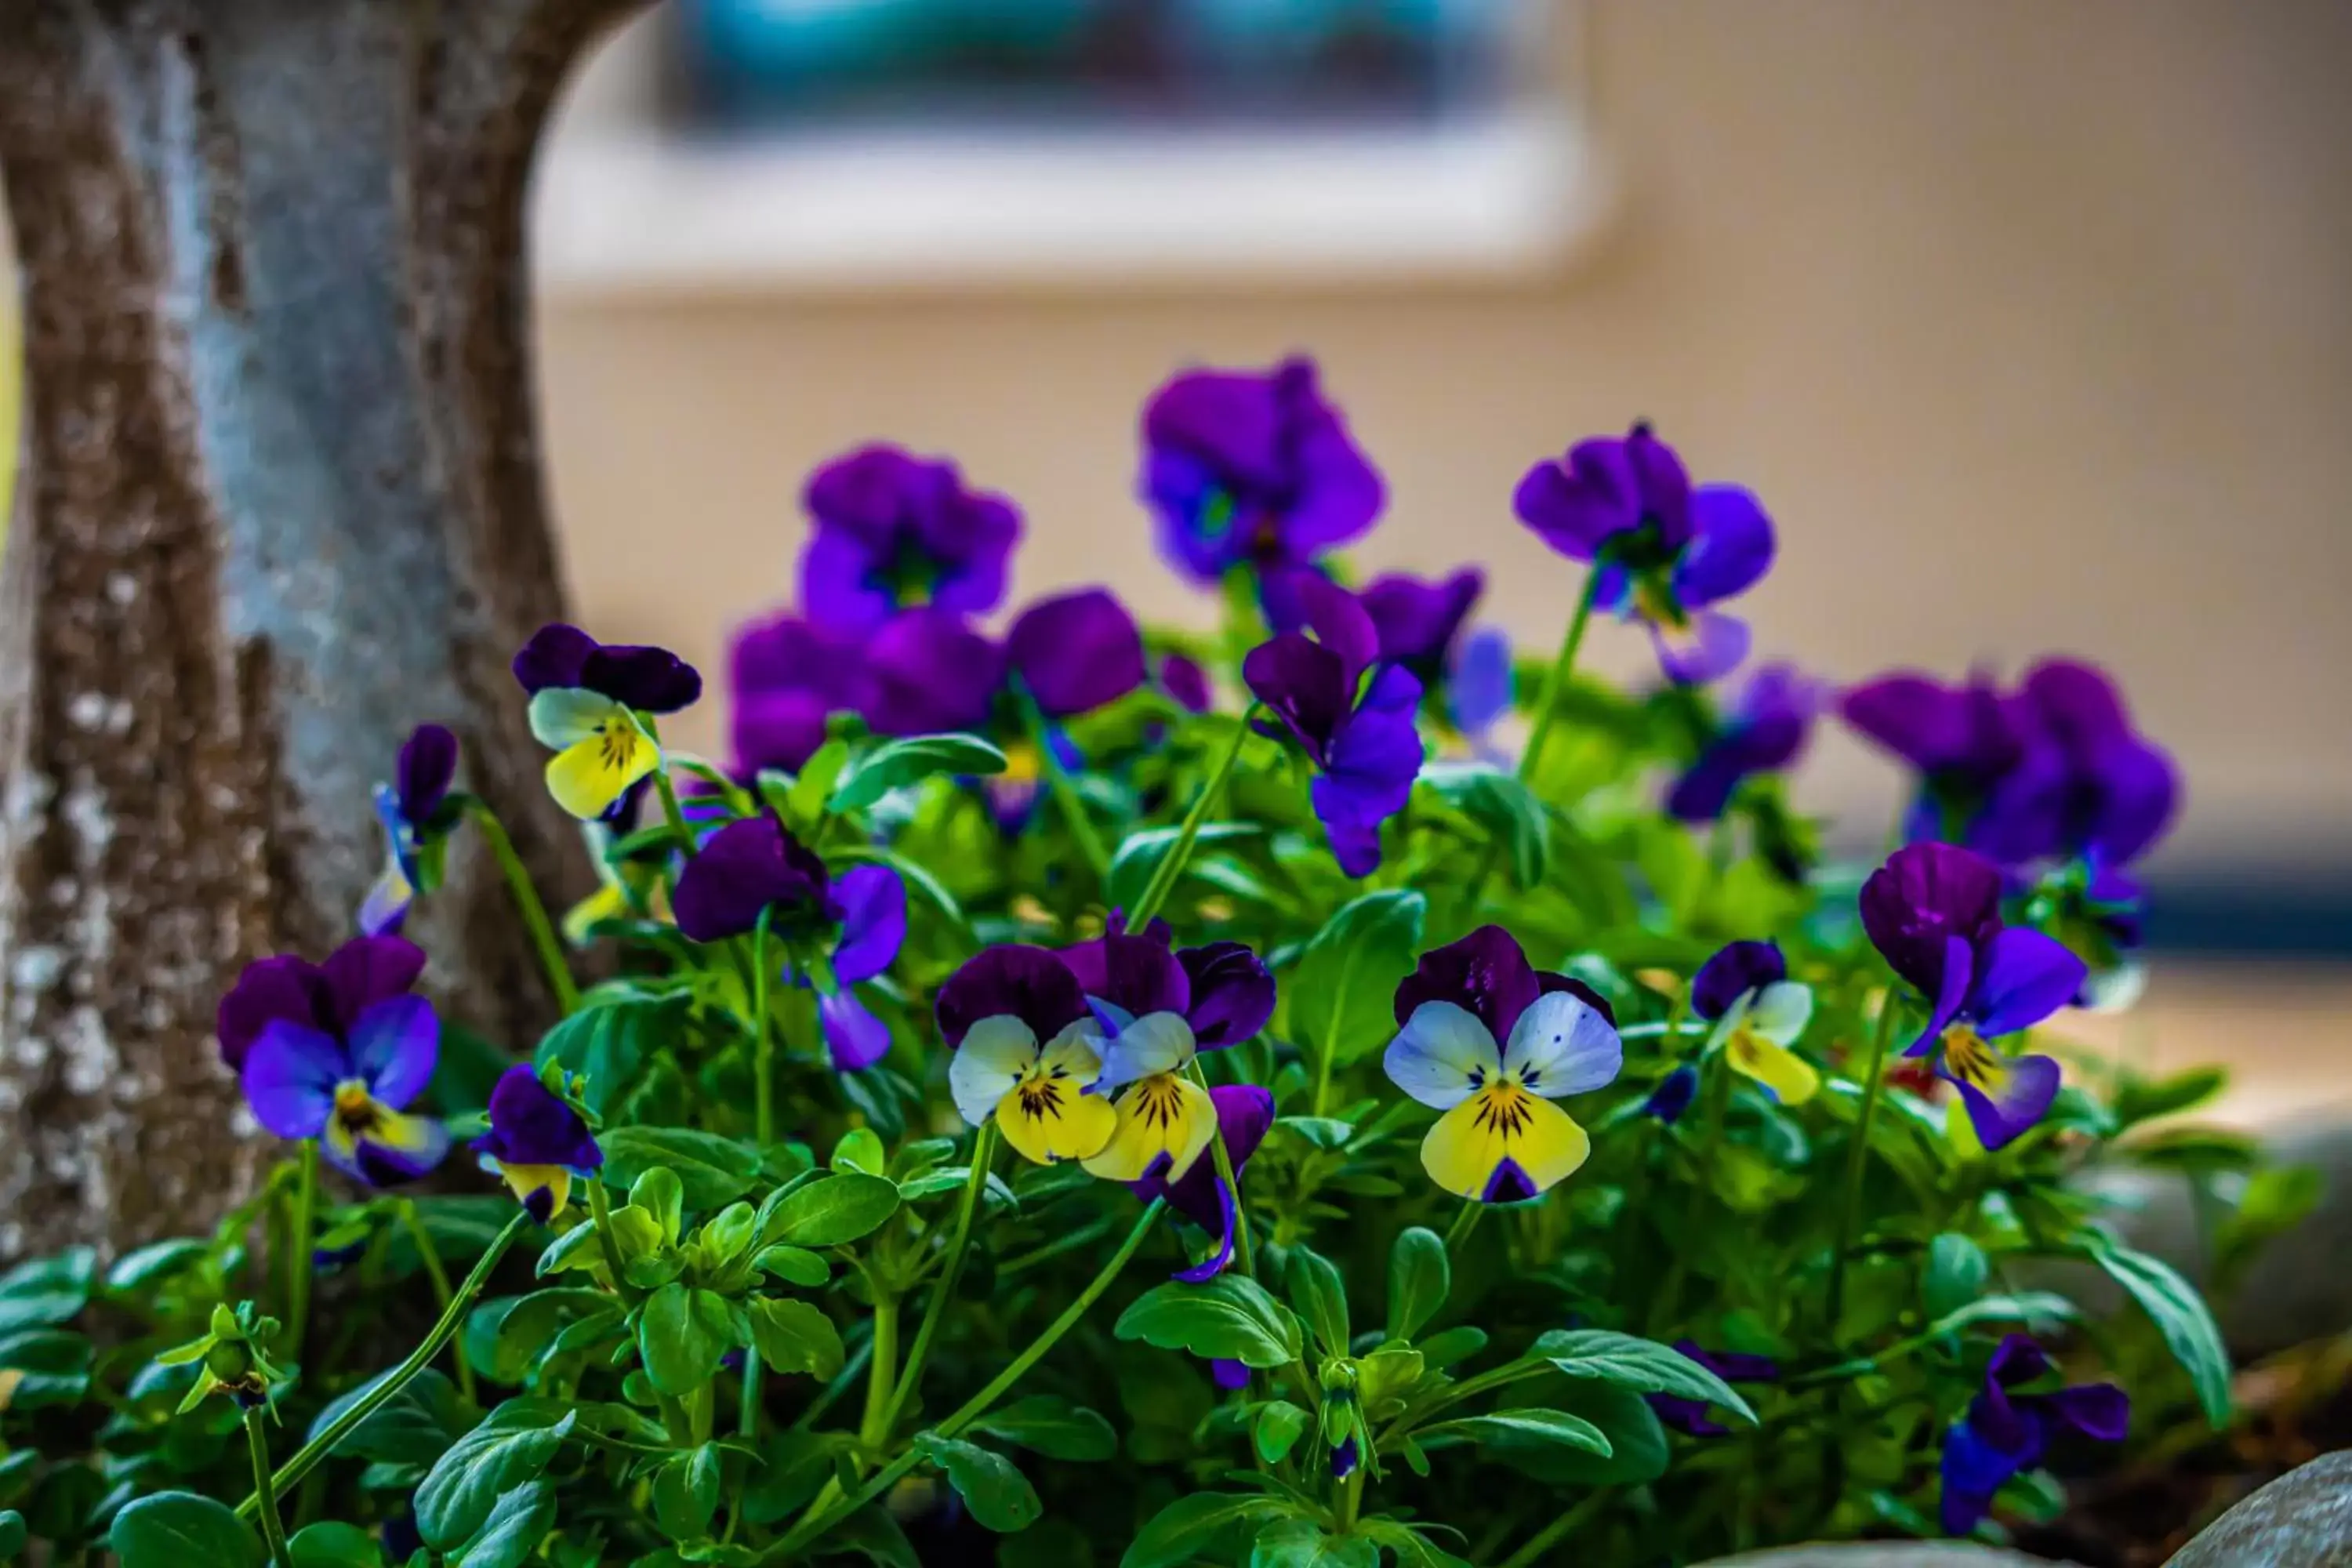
left=1700, top=1547, right=2067, bottom=1566
left=2165, top=1450, right=2352, bottom=1568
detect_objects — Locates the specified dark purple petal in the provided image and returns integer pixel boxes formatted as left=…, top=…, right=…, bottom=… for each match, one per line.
left=1513, top=436, right=1645, bottom=561
left=1162, top=655, right=1212, bottom=714
left=217, top=955, right=336, bottom=1071
left=582, top=644, right=702, bottom=715
left=320, top=936, right=429, bottom=1041
left=1171, top=1177, right=1239, bottom=1283
left=1968, top=927, right=2087, bottom=1037
left=394, top=725, right=459, bottom=823
left=513, top=623, right=597, bottom=695
left=1298, top=575, right=1380, bottom=688
left=1908, top=936, right=1978, bottom=1058
left=830, top=866, right=907, bottom=986
left=241, top=1022, right=348, bottom=1140
left=1243, top=633, right=1352, bottom=758
left=1482, top=1160, right=1541, bottom=1203
left=733, top=612, right=858, bottom=704
left=671, top=815, right=831, bottom=944
left=2016, top=660, right=2133, bottom=748
left=821, top=990, right=894, bottom=1073
left=1643, top=1063, right=1699, bottom=1123
left=474, top=1065, right=603, bottom=1171
left=1690, top=941, right=1788, bottom=1021
left=1007, top=589, right=1147, bottom=719
left=1393, top=926, right=1541, bottom=1044
left=733, top=691, right=833, bottom=777
left=347, top=995, right=439, bottom=1112
left=1211, top=1358, right=1251, bottom=1392
left=1178, top=943, right=1276, bottom=1049
left=800, top=445, right=1021, bottom=632
left=1943, top=1050, right=2062, bottom=1151
left=1860, top=843, right=2005, bottom=997
left=1666, top=745, right=1751, bottom=823
left=2078, top=736, right=2179, bottom=867
left=859, top=610, right=1004, bottom=736
left=2046, top=1382, right=2129, bottom=1443
left=1650, top=1392, right=1728, bottom=1437
left=1985, top=1334, right=2055, bottom=1392
left=1330, top=1434, right=1360, bottom=1479
left=1533, top=971, right=1619, bottom=1030
left=1673, top=486, right=1775, bottom=608
left=1059, top=930, right=1190, bottom=1021
left=1361, top=568, right=1483, bottom=680
left=935, top=946, right=1088, bottom=1049
left=1940, top=1417, right=2031, bottom=1535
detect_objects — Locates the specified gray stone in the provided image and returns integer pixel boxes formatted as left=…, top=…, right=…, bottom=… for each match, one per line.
left=2166, top=1450, right=2352, bottom=1567
left=1699, top=1547, right=2067, bottom=1566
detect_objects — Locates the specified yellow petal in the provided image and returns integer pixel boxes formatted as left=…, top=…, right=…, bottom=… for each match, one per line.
left=994, top=1080, right=1117, bottom=1166
left=1726, top=1025, right=1820, bottom=1106
left=546, top=727, right=657, bottom=821
left=499, top=1163, right=575, bottom=1220
left=1419, top=1084, right=1590, bottom=1202
left=0, top=1369, right=21, bottom=1412
left=562, top=881, right=632, bottom=946
left=1080, top=1073, right=1217, bottom=1183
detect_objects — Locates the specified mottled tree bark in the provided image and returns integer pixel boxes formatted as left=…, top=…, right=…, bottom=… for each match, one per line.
left=0, top=0, right=650, bottom=1258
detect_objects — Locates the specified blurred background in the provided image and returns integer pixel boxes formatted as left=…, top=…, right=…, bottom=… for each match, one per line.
left=5, top=0, right=2349, bottom=1112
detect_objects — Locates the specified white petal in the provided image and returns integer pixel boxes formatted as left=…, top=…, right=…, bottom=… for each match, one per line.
left=1748, top=981, right=1813, bottom=1047
left=949, top=1016, right=1037, bottom=1128
left=1094, top=1011, right=1196, bottom=1090
left=528, top=687, right=626, bottom=749
left=1503, top=990, right=1623, bottom=1098
left=1382, top=1001, right=1498, bottom=1110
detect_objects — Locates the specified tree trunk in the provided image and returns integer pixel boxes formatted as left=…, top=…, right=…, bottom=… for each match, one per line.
left=0, top=0, right=648, bottom=1258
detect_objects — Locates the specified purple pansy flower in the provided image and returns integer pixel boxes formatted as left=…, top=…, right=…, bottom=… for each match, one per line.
left=223, top=936, right=449, bottom=1187
left=1141, top=356, right=1385, bottom=586
left=1860, top=844, right=2087, bottom=1149
left=1134, top=1083, right=1276, bottom=1282
left=1059, top=914, right=1278, bottom=1052
left=1162, top=654, right=1214, bottom=715
left=1642, top=1063, right=1700, bottom=1124
left=1842, top=669, right=2029, bottom=851
left=1976, top=660, right=2180, bottom=870
left=1651, top=1341, right=1780, bottom=1436
left=1941, top=1335, right=2127, bottom=1536
left=1446, top=626, right=1515, bottom=760
left=1330, top=1433, right=1360, bottom=1479
left=1361, top=568, right=1484, bottom=686
left=359, top=724, right=461, bottom=936
left=1513, top=422, right=1774, bottom=684
left=799, top=445, right=1021, bottom=636
left=1668, top=664, right=1824, bottom=822
left=984, top=727, right=1086, bottom=837
left=1211, top=1358, right=1252, bottom=1392
left=673, top=814, right=906, bottom=1070
left=940, top=946, right=1119, bottom=1168
left=473, top=1065, right=604, bottom=1223
left=514, top=624, right=702, bottom=822
left=1006, top=589, right=1149, bottom=720
left=1243, top=576, right=1426, bottom=877
left=860, top=609, right=1006, bottom=738
left=730, top=612, right=863, bottom=777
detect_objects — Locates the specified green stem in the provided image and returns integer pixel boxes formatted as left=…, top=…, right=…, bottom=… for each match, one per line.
left=883, top=1122, right=996, bottom=1432
left=1021, top=693, right=1111, bottom=880
left=739, top=1348, right=764, bottom=1440
left=1515, top=565, right=1603, bottom=786
left=1185, top=1060, right=1255, bottom=1279
left=238, top=1211, right=533, bottom=1520
left=395, top=1199, right=474, bottom=1406
left=1127, top=711, right=1256, bottom=929
left=1337, top=1465, right=1365, bottom=1532
left=285, top=1141, right=318, bottom=1367
left=1827, top=989, right=1904, bottom=1339
left=1442, top=1199, right=1483, bottom=1254
left=858, top=1298, right=900, bottom=1450
left=467, top=802, right=581, bottom=1014
left=655, top=767, right=695, bottom=854
left=244, top=1406, right=296, bottom=1568
left=770, top=1202, right=1165, bottom=1563
left=1497, top=1490, right=1610, bottom=1568
left=751, top=910, right=776, bottom=1147
left=586, top=1176, right=630, bottom=1293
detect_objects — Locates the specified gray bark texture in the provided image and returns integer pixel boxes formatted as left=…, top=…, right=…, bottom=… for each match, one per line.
left=0, top=0, right=648, bottom=1258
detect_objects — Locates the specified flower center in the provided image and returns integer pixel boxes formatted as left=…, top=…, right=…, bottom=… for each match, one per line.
left=1014, top=1056, right=1075, bottom=1121
left=1128, top=1073, right=1191, bottom=1131
left=595, top=716, right=641, bottom=772
left=1941, top=1024, right=2000, bottom=1087
left=1470, top=1077, right=1537, bottom=1138
left=332, top=1080, right=381, bottom=1134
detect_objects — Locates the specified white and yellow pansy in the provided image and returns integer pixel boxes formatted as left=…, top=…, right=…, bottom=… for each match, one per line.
left=949, top=1014, right=1119, bottom=1167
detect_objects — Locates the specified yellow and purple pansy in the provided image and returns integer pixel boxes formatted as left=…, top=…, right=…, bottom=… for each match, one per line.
left=798, top=443, right=1022, bottom=636
left=938, top=945, right=1119, bottom=1167
left=513, top=623, right=702, bottom=822
left=358, top=724, right=460, bottom=937
left=217, top=935, right=449, bottom=1186
left=1940, top=1335, right=2126, bottom=1535
left=472, top=1064, right=604, bottom=1223
left=1381, top=927, right=1624, bottom=1203
left=1690, top=939, right=1819, bottom=1107
left=1860, top=842, right=2088, bottom=1150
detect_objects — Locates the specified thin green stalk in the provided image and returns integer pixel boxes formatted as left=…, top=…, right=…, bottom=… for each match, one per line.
left=285, top=1141, right=318, bottom=1365
left=1128, top=711, right=1257, bottom=929
left=1827, top=989, right=1905, bottom=1338
left=1337, top=1466, right=1365, bottom=1533
left=793, top=1339, right=873, bottom=1432
left=751, top=910, right=776, bottom=1146
left=770, top=1202, right=1166, bottom=1563
left=1442, top=1199, right=1483, bottom=1254
left=467, top=802, right=581, bottom=1014
left=883, top=1123, right=997, bottom=1433
left=858, top=1298, right=900, bottom=1450
left=244, top=1406, right=296, bottom=1568
left=1515, top=566, right=1603, bottom=786
left=586, top=1176, right=630, bottom=1292
left=1498, top=1489, right=1610, bottom=1568
left=1184, top=1059, right=1256, bottom=1279
left=238, top=1211, right=532, bottom=1520
left=655, top=767, right=695, bottom=854
left=1020, top=692, right=1110, bottom=880
left=739, top=1348, right=764, bottom=1440
left=395, top=1199, right=474, bottom=1405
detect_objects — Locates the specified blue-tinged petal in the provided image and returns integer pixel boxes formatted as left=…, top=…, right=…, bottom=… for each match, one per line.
left=1690, top=940, right=1787, bottom=1022
left=1383, top=1000, right=1498, bottom=1110
left=1907, top=935, right=1978, bottom=1058
left=1940, top=1036, right=2062, bottom=1151
left=337, top=1109, right=451, bottom=1187
left=1171, top=1175, right=1238, bottom=1283
left=1939, top=1418, right=2028, bottom=1536
left=242, top=1022, right=347, bottom=1140
left=1969, top=927, right=2087, bottom=1038
left=1316, top=812, right=1386, bottom=880
left=347, top=994, right=439, bottom=1112
left=1673, top=485, right=1775, bottom=608
left=830, top=866, right=907, bottom=985
left=1095, top=1011, right=1197, bottom=1089
left=1747, top=980, right=1813, bottom=1047
left=820, top=989, right=893, bottom=1073
left=949, top=1016, right=1040, bottom=1127
left=528, top=687, right=627, bottom=750
left=1651, top=610, right=1751, bottom=685
left=320, top=935, right=429, bottom=1039
left=1501, top=989, right=1622, bottom=1098
left=1643, top=1063, right=1699, bottom=1123
left=357, top=861, right=416, bottom=938
left=1448, top=625, right=1515, bottom=739
left=2048, top=1382, right=2129, bottom=1442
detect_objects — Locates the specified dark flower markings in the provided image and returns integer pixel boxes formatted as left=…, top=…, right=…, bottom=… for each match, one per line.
left=1473, top=1083, right=1538, bottom=1139
left=1014, top=1065, right=1076, bottom=1123
left=1132, top=1076, right=1190, bottom=1132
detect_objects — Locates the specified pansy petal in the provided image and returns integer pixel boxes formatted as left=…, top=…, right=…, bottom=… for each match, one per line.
left=938, top=947, right=1089, bottom=1049
left=348, top=1109, right=452, bottom=1186
left=1690, top=940, right=1787, bottom=1022
left=242, top=1022, right=347, bottom=1140
left=1007, top=588, right=1147, bottom=719
left=1243, top=633, right=1352, bottom=757
left=1941, top=1047, right=2062, bottom=1152
left=1062, top=930, right=1190, bottom=1022
left=582, top=644, right=702, bottom=715
left=1080, top=1072, right=1218, bottom=1184
left=1747, top=980, right=1813, bottom=1047
left=1939, top=1420, right=2024, bottom=1535
left=670, top=815, right=829, bottom=944
left=495, top=1163, right=575, bottom=1224
left=1502, top=989, right=1623, bottom=1098
left=528, top=687, right=626, bottom=750
left=949, top=1016, right=1039, bottom=1127
left=831, top=866, right=908, bottom=985
left=474, top=1065, right=604, bottom=1171
left=1178, top=942, right=1276, bottom=1049
left=1674, top=485, right=1776, bottom=608
left=1420, top=1090, right=1591, bottom=1203
left=320, top=935, right=429, bottom=1037
left=546, top=730, right=657, bottom=822
left=1909, top=935, right=1977, bottom=1058
left=1969, top=927, right=2088, bottom=1038
left=347, top=994, right=439, bottom=1112
left=357, top=862, right=416, bottom=938
left=1298, top=574, right=1380, bottom=686
left=1156, top=1083, right=1276, bottom=1231
left=1653, top=610, right=1751, bottom=685
left=821, top=989, right=893, bottom=1072
left=995, top=1075, right=1119, bottom=1166
left=394, top=724, right=460, bottom=822
left=216, top=954, right=333, bottom=1071
left=1392, top=926, right=1541, bottom=1042
left=1383, top=1001, right=1499, bottom=1110
left=1725, top=1026, right=1820, bottom=1106
left=1171, top=1176, right=1240, bottom=1283
left=1096, top=1011, right=1198, bottom=1090
left=512, top=623, right=597, bottom=696
left=1448, top=625, right=1515, bottom=739
left=2049, top=1383, right=2130, bottom=1443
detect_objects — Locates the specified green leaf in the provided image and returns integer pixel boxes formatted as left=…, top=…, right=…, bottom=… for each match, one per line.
left=1353, top=1519, right=1472, bottom=1568
left=1385, top=1226, right=1450, bottom=1341
left=0, top=1328, right=90, bottom=1409
left=466, top=1290, right=613, bottom=1386
left=1288, top=891, right=1425, bottom=1069
left=306, top=1367, right=466, bottom=1467
left=2112, top=1065, right=2227, bottom=1127
left=1274, top=1116, right=1354, bottom=1149
left=914, top=1436, right=1041, bottom=1533
left=452, top=1481, right=555, bottom=1568
left=1416, top=1325, right=1487, bottom=1368
left=748, top=1298, right=846, bottom=1380
left=1533, top=1329, right=1757, bottom=1426
left=972, top=1395, right=1117, bottom=1461
left=830, top=1128, right=887, bottom=1176
left=1285, top=1245, right=1349, bottom=1357
left=754, top=1245, right=831, bottom=1287
left=0, top=1250, right=93, bottom=1334
left=652, top=1446, right=724, bottom=1543
left=598, top=1128, right=762, bottom=1210
left=1252, top=1401, right=1311, bottom=1465
left=816, top=1504, right=920, bottom=1567
left=760, top=1174, right=902, bottom=1248
left=745, top=1431, right=855, bottom=1525
left=0, top=1511, right=23, bottom=1562
left=1489, top=1383, right=1666, bottom=1486
left=1923, top=1232, right=1990, bottom=1319
left=415, top=1403, right=576, bottom=1549
left=640, top=1283, right=739, bottom=1396
left=1426, top=1407, right=1612, bottom=1455
left=832, top=734, right=1007, bottom=811
left=784, top=740, right=851, bottom=829
left=2090, top=1240, right=2231, bottom=1426
left=1418, top=764, right=1549, bottom=889
left=1250, top=1519, right=1379, bottom=1568
left=1119, top=1494, right=1287, bottom=1568
left=1115, top=1276, right=1302, bottom=1369
left=106, top=1240, right=211, bottom=1293
left=1105, top=823, right=1260, bottom=913
left=996, top=1518, right=1096, bottom=1568
left=287, top=1521, right=383, bottom=1567
left=107, top=1493, right=263, bottom=1568
left=535, top=996, right=685, bottom=1116
left=1356, top=1346, right=1424, bottom=1408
